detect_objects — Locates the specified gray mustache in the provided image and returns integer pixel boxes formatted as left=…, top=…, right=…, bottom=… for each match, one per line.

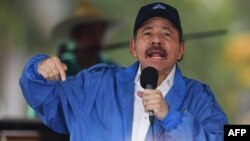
left=145, top=46, right=167, bottom=58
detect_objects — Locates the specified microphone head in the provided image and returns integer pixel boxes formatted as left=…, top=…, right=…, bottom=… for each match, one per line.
left=140, top=66, right=159, bottom=89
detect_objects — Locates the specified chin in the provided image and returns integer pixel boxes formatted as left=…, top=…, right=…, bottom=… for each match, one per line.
left=141, top=58, right=167, bottom=70
left=142, top=63, right=161, bottom=71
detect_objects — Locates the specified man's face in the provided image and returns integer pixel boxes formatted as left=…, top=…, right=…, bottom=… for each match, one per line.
left=130, top=17, right=184, bottom=75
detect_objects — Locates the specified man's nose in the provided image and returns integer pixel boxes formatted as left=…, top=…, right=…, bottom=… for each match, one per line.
left=151, top=34, right=162, bottom=45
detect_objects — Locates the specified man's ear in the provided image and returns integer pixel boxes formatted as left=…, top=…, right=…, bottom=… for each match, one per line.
left=129, top=39, right=137, bottom=57
left=178, top=41, right=185, bottom=61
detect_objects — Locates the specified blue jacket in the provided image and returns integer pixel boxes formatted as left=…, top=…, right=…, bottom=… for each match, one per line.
left=20, top=54, right=228, bottom=141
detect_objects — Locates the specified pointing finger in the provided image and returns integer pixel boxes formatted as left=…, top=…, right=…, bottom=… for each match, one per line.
left=56, top=62, right=66, bottom=81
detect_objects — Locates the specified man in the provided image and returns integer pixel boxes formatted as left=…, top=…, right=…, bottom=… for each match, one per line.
left=52, top=1, right=117, bottom=76
left=20, top=2, right=228, bottom=141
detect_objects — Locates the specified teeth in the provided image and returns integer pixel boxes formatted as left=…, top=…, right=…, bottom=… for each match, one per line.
left=151, top=54, right=162, bottom=57
left=149, top=53, right=164, bottom=57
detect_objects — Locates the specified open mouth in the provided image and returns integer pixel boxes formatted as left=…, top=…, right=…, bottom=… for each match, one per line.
left=148, top=51, right=165, bottom=58
left=146, top=47, right=167, bottom=59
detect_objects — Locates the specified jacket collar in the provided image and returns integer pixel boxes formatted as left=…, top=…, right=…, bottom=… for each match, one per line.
left=165, top=66, right=186, bottom=110
left=115, top=62, right=139, bottom=141
left=116, top=61, right=139, bottom=84
left=116, top=61, right=186, bottom=114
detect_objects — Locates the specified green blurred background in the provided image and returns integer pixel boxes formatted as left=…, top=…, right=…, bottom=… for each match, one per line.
left=0, top=0, right=250, bottom=124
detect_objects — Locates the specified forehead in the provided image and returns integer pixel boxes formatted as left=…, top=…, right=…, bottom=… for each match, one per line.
left=140, top=17, right=175, bottom=30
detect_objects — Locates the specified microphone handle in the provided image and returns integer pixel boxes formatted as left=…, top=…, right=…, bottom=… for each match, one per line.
left=145, top=84, right=155, bottom=126
left=149, top=111, right=154, bottom=125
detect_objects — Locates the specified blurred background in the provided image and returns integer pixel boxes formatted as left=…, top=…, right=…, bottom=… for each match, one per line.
left=0, top=0, right=250, bottom=128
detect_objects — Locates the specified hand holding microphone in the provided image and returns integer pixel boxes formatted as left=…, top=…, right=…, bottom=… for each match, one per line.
left=139, top=67, right=169, bottom=125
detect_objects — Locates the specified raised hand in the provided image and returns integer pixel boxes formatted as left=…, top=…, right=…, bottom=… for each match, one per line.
left=37, top=56, right=67, bottom=81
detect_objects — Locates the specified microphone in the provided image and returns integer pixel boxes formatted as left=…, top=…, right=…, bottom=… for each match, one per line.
left=140, top=66, right=159, bottom=126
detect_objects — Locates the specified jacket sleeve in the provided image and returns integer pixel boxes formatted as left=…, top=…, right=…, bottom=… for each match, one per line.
left=158, top=85, right=228, bottom=141
left=19, top=54, right=84, bottom=134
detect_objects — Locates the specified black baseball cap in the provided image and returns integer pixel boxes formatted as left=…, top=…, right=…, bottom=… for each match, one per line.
left=133, top=2, right=183, bottom=39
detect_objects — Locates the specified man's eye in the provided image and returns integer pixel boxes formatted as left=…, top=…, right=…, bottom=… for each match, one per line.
left=143, top=32, right=151, bottom=36
left=164, top=32, right=171, bottom=36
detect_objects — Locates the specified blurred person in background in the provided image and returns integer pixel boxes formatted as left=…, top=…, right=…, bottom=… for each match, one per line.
left=52, top=0, right=118, bottom=76
left=20, top=2, right=228, bottom=141
left=26, top=0, right=118, bottom=118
